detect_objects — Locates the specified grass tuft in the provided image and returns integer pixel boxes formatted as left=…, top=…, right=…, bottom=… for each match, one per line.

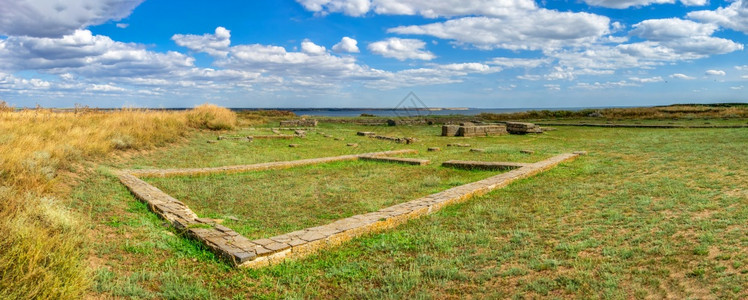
left=186, top=103, right=237, bottom=130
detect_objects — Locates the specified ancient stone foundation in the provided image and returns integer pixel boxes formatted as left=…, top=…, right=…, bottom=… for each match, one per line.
left=505, top=122, right=543, bottom=134
left=442, top=124, right=507, bottom=137
left=118, top=150, right=583, bottom=269
left=370, top=135, right=417, bottom=144
left=280, top=119, right=318, bottom=127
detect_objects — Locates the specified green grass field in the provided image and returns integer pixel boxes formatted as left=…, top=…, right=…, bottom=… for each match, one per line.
left=73, top=120, right=747, bottom=298
left=143, top=160, right=497, bottom=240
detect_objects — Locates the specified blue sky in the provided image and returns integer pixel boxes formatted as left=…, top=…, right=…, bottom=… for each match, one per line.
left=1, top=0, right=747, bottom=108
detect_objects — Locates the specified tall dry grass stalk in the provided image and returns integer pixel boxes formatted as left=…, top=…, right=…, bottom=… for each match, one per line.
left=0, top=108, right=191, bottom=298
left=186, top=103, right=237, bottom=130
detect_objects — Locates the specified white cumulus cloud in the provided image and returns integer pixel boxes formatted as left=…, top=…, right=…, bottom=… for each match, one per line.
left=296, top=0, right=371, bottom=16
left=705, top=69, right=726, bottom=76
left=627, top=19, right=742, bottom=57
left=0, top=0, right=144, bottom=38
left=583, top=0, right=707, bottom=9
left=367, top=38, right=435, bottom=60
left=489, top=57, right=550, bottom=68
left=630, top=18, right=717, bottom=41
left=301, top=40, right=327, bottom=55
left=295, top=0, right=537, bottom=18
left=332, top=37, right=360, bottom=53
left=388, top=10, right=611, bottom=51
left=0, top=29, right=194, bottom=76
left=629, top=76, right=664, bottom=83
left=172, top=27, right=232, bottom=57
left=689, top=1, right=748, bottom=34
left=371, top=0, right=536, bottom=18
left=670, top=73, right=695, bottom=79
left=437, top=63, right=496, bottom=73
left=574, top=80, right=638, bottom=89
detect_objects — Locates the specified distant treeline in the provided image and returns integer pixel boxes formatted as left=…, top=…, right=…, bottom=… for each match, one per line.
left=479, top=103, right=748, bottom=121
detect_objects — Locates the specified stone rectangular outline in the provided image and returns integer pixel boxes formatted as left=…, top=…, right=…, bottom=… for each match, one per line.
left=117, top=150, right=583, bottom=268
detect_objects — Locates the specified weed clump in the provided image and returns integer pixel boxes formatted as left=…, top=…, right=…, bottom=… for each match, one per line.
left=186, top=103, right=237, bottom=130
left=0, top=188, right=89, bottom=299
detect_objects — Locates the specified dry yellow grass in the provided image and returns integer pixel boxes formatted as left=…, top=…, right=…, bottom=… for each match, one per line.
left=0, top=100, right=12, bottom=112
left=0, top=108, right=195, bottom=298
left=186, top=103, right=237, bottom=130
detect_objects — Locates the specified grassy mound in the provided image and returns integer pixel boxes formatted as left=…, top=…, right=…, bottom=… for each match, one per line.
left=186, top=104, right=237, bottom=130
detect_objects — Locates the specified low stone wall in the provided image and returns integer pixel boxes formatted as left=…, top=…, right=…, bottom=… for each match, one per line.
left=506, top=122, right=543, bottom=134
left=319, top=119, right=389, bottom=125
left=123, top=149, right=417, bottom=178
left=360, top=155, right=430, bottom=166
left=442, top=124, right=507, bottom=137
left=459, top=125, right=507, bottom=137
left=217, top=136, right=253, bottom=141
left=370, top=135, right=417, bottom=144
left=443, top=160, right=529, bottom=170
left=280, top=119, right=318, bottom=127
left=118, top=150, right=584, bottom=269
left=442, top=125, right=459, bottom=136
left=357, top=131, right=376, bottom=136
left=250, top=135, right=296, bottom=139
left=270, top=127, right=316, bottom=131
left=387, top=119, right=428, bottom=126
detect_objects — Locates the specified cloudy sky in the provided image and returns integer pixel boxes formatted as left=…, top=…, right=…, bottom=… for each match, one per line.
left=1, top=0, right=747, bottom=108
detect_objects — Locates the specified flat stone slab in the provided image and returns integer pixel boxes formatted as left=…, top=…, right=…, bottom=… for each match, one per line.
left=442, top=160, right=530, bottom=170
left=360, top=155, right=430, bottom=166
left=118, top=149, right=585, bottom=269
